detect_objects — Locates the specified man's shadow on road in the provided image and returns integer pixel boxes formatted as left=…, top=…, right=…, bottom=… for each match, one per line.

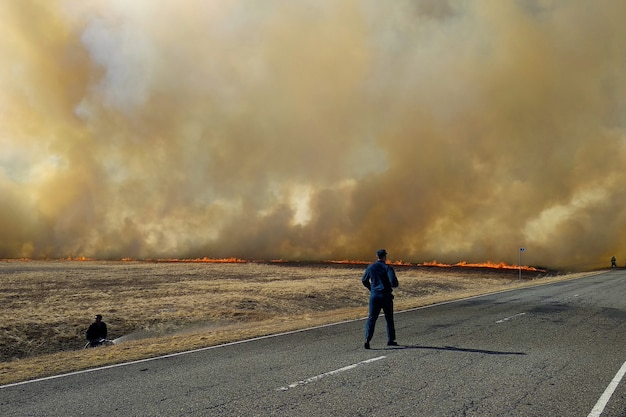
left=375, top=345, right=526, bottom=356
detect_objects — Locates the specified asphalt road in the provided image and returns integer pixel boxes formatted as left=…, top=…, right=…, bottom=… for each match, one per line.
left=2, top=270, right=626, bottom=417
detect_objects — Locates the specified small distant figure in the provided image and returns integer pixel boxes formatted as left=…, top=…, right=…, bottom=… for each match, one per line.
left=611, top=256, right=617, bottom=268
left=362, top=249, right=399, bottom=349
left=86, top=314, right=108, bottom=347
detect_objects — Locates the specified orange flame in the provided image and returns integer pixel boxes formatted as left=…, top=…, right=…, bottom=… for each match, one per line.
left=328, top=259, right=370, bottom=265
left=422, top=260, right=544, bottom=272
left=62, top=256, right=94, bottom=261
left=4, top=257, right=544, bottom=272
left=154, top=257, right=247, bottom=263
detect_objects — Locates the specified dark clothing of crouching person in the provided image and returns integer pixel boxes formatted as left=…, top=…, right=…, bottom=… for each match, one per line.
left=86, top=314, right=108, bottom=347
left=362, top=249, right=399, bottom=349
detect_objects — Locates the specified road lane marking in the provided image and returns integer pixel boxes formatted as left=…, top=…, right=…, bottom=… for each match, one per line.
left=277, top=356, right=386, bottom=391
left=588, top=360, right=626, bottom=417
left=495, top=312, right=526, bottom=323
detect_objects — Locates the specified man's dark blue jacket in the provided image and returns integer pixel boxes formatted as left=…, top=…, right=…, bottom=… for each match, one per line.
left=362, top=260, right=398, bottom=295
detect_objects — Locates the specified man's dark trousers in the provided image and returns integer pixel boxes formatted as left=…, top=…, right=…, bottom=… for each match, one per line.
left=365, top=292, right=395, bottom=343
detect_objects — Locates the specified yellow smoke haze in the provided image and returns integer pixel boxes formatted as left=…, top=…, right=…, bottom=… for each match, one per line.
left=1, top=0, right=625, bottom=269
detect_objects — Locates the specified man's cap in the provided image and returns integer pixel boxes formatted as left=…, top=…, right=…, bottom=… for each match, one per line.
left=377, top=249, right=387, bottom=258
left=95, top=314, right=103, bottom=319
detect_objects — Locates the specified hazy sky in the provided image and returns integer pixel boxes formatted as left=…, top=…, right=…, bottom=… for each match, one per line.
left=1, top=0, right=625, bottom=269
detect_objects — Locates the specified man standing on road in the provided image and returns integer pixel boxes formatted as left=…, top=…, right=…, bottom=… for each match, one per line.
left=362, top=249, right=399, bottom=349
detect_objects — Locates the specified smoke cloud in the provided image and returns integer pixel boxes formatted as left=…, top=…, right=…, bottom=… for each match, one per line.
left=1, top=0, right=625, bottom=269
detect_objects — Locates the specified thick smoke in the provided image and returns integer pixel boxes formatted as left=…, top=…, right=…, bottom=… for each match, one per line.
left=1, top=0, right=625, bottom=269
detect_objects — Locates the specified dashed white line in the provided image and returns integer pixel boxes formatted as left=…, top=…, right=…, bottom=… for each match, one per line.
left=588, top=360, right=626, bottom=417
left=277, top=356, right=386, bottom=391
left=495, top=312, right=526, bottom=324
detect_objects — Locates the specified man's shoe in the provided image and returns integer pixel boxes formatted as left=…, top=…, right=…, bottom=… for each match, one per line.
left=387, top=341, right=398, bottom=346
left=364, top=342, right=370, bottom=349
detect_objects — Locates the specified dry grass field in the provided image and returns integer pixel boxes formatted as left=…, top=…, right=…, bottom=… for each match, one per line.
left=0, top=260, right=597, bottom=386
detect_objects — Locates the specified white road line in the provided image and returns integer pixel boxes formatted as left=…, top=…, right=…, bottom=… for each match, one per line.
left=495, top=312, right=526, bottom=324
left=277, top=356, right=386, bottom=391
left=588, top=360, right=626, bottom=417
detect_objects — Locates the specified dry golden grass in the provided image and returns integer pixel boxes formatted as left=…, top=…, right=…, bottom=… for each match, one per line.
left=0, top=260, right=598, bottom=386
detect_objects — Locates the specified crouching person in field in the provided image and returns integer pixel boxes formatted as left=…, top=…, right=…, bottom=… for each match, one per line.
left=86, top=314, right=108, bottom=347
